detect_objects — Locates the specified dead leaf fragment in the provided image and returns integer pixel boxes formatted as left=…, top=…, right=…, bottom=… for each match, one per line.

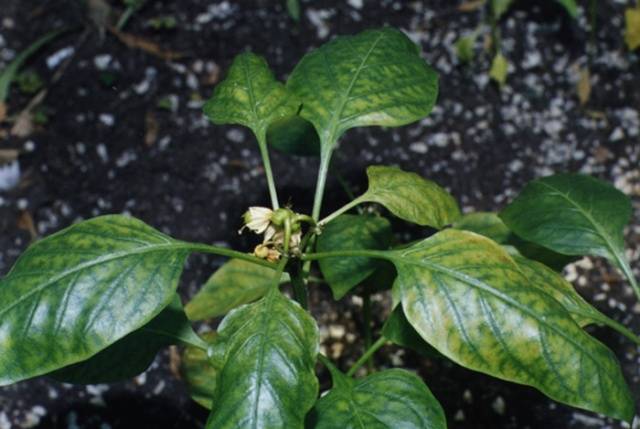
left=144, top=111, right=158, bottom=147
left=577, top=67, right=591, bottom=106
left=0, top=149, right=19, bottom=163
left=0, top=102, right=6, bottom=122
left=17, top=210, right=38, bottom=241
left=10, top=110, right=34, bottom=137
left=109, top=27, right=184, bottom=61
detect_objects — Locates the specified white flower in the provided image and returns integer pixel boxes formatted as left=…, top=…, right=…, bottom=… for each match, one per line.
left=242, top=206, right=273, bottom=234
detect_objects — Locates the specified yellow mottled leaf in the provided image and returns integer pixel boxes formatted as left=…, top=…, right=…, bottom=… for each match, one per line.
left=490, top=52, right=509, bottom=87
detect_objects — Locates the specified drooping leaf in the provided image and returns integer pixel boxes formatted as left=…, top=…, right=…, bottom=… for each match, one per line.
left=287, top=27, right=438, bottom=149
left=266, top=114, right=321, bottom=157
left=389, top=229, right=634, bottom=421
left=382, top=306, right=441, bottom=358
left=0, top=215, right=192, bottom=386
left=0, top=29, right=65, bottom=102
left=316, top=214, right=392, bottom=299
left=307, top=363, right=446, bottom=429
left=556, top=0, right=578, bottom=18
left=52, top=295, right=205, bottom=384
left=354, top=166, right=460, bottom=228
left=625, top=6, right=640, bottom=51
left=453, top=211, right=576, bottom=271
left=499, top=174, right=637, bottom=291
left=206, top=287, right=319, bottom=429
left=185, top=258, right=285, bottom=321
left=181, top=331, right=219, bottom=410
left=203, top=52, right=300, bottom=136
left=489, top=52, right=509, bottom=87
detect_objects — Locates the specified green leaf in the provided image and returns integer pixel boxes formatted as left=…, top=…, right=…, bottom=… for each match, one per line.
left=186, top=258, right=286, bottom=321
left=491, top=0, right=514, bottom=20
left=382, top=306, right=441, bottom=358
left=286, top=0, right=301, bottom=22
left=206, top=287, right=319, bottom=429
left=355, top=165, right=461, bottom=228
left=453, top=212, right=576, bottom=271
left=489, top=52, right=509, bottom=87
left=181, top=331, right=219, bottom=410
left=390, top=229, right=634, bottom=421
left=287, top=27, right=438, bottom=149
left=307, top=364, right=446, bottom=429
left=556, top=0, right=578, bottom=18
left=203, top=52, right=300, bottom=136
left=266, top=114, right=321, bottom=157
left=499, top=173, right=638, bottom=295
left=316, top=214, right=392, bottom=299
left=452, top=212, right=511, bottom=243
left=455, top=33, right=477, bottom=63
left=0, top=215, right=191, bottom=386
left=52, top=294, right=204, bottom=384
left=0, top=29, right=65, bottom=101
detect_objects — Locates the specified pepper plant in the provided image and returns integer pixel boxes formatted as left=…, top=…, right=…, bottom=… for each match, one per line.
left=0, top=27, right=638, bottom=428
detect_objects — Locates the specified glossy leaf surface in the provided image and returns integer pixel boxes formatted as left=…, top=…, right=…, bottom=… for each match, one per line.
left=206, top=287, right=319, bottom=429
left=287, top=27, right=438, bottom=147
left=499, top=174, right=634, bottom=281
left=390, top=229, right=634, bottom=421
left=52, top=295, right=204, bottom=384
left=0, top=215, right=190, bottom=386
left=185, top=258, right=282, bottom=320
left=182, top=332, right=219, bottom=410
left=308, top=364, right=446, bottom=429
left=203, top=52, right=299, bottom=135
left=316, top=214, right=392, bottom=299
left=358, top=166, right=460, bottom=228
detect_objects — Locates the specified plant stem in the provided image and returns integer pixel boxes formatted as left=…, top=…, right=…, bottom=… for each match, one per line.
left=319, top=197, right=364, bottom=225
left=256, top=131, right=280, bottom=210
left=617, top=256, right=640, bottom=303
left=362, top=293, right=373, bottom=371
left=312, top=147, right=333, bottom=221
left=302, top=249, right=390, bottom=261
left=347, top=337, right=386, bottom=377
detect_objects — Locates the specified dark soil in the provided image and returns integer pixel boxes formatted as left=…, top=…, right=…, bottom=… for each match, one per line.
left=0, top=1, right=638, bottom=428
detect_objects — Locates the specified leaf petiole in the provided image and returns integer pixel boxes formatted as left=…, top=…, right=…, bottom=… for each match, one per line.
left=319, top=196, right=364, bottom=225
left=256, top=130, right=280, bottom=210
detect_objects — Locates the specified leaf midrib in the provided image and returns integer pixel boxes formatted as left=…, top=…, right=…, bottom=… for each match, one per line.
left=0, top=242, right=190, bottom=319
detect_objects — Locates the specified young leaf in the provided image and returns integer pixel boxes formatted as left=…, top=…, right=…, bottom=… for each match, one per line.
left=203, top=52, right=300, bottom=136
left=489, top=52, right=509, bottom=87
left=266, top=114, right=321, bottom=157
left=499, top=174, right=638, bottom=295
left=206, top=287, right=319, bottom=429
left=181, top=332, right=219, bottom=410
left=382, top=306, right=441, bottom=358
left=355, top=165, right=461, bottom=228
left=390, top=229, right=634, bottom=421
left=51, top=295, right=204, bottom=384
left=185, top=258, right=286, bottom=321
left=556, top=0, right=578, bottom=18
left=455, top=33, right=477, bottom=63
left=286, top=27, right=438, bottom=149
left=316, top=214, right=392, bottom=299
left=625, top=6, right=640, bottom=51
left=307, top=364, right=446, bottom=429
left=0, top=215, right=191, bottom=386
left=0, top=29, right=65, bottom=102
